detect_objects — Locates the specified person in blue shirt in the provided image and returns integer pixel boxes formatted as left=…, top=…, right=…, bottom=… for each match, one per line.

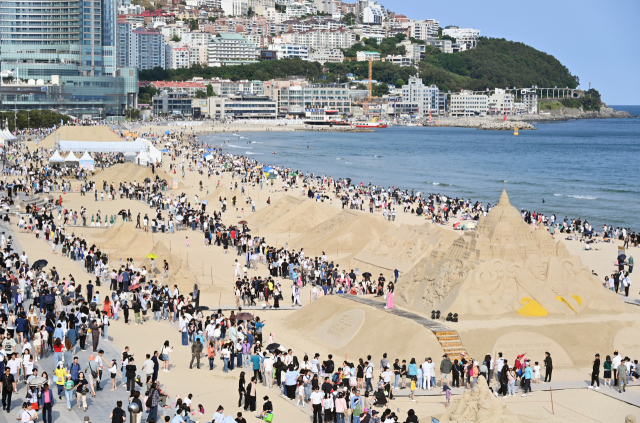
left=254, top=317, right=265, bottom=344
left=523, top=362, right=533, bottom=396
left=284, top=365, right=300, bottom=399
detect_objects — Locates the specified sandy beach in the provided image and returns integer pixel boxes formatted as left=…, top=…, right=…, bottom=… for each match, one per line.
left=6, top=125, right=640, bottom=423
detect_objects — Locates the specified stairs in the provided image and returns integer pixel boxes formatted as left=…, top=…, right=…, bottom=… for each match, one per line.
left=435, top=330, right=467, bottom=357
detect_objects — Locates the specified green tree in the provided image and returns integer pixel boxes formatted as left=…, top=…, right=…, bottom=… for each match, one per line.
left=208, top=16, right=217, bottom=22
left=343, top=12, right=356, bottom=26
left=206, top=84, right=214, bottom=96
left=194, top=90, right=207, bottom=98
left=372, top=82, right=389, bottom=97
left=189, top=19, right=198, bottom=31
left=171, top=35, right=181, bottom=42
left=395, top=78, right=406, bottom=87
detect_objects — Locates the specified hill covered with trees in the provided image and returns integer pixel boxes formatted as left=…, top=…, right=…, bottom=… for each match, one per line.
left=140, top=36, right=582, bottom=96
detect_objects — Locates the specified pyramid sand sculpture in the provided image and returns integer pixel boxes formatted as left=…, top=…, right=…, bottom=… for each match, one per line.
left=397, top=190, right=624, bottom=317
left=437, top=376, right=530, bottom=423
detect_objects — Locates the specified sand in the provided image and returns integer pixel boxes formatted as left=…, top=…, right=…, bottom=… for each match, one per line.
left=7, top=125, right=640, bottom=423
left=282, top=295, right=444, bottom=361
left=29, top=125, right=123, bottom=150
left=88, top=162, right=185, bottom=189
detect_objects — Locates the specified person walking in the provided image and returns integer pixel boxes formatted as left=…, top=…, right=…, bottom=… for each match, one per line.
left=109, top=401, right=126, bottom=423
left=310, top=386, right=324, bottom=423
left=38, top=383, right=55, bottom=423
left=589, top=354, right=601, bottom=389
left=617, top=359, right=628, bottom=393
left=146, top=382, right=160, bottom=422
left=190, top=338, right=203, bottom=369
left=522, top=362, right=532, bottom=396
left=1, top=367, right=15, bottom=412
left=63, top=374, right=75, bottom=410
left=75, top=372, right=89, bottom=411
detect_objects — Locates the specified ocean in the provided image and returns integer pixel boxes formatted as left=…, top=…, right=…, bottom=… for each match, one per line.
left=203, top=105, right=640, bottom=231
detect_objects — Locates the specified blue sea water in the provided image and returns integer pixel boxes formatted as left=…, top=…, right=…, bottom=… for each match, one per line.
left=204, top=105, right=640, bottom=230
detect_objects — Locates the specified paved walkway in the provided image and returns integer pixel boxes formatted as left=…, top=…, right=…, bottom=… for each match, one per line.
left=337, top=294, right=452, bottom=332
left=0, top=218, right=167, bottom=423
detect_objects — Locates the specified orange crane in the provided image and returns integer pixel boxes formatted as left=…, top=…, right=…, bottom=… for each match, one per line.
left=343, top=56, right=385, bottom=101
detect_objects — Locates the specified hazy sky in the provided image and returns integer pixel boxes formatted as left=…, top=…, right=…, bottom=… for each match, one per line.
left=388, top=0, right=640, bottom=105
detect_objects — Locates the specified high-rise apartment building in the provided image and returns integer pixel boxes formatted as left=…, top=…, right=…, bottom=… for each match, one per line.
left=0, top=0, right=137, bottom=116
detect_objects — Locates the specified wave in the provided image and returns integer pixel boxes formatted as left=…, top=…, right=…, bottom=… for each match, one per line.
left=426, top=182, right=454, bottom=187
left=336, top=158, right=343, bottom=160
left=566, top=195, right=597, bottom=200
left=245, top=151, right=262, bottom=155
left=227, top=144, right=249, bottom=149
left=553, top=194, right=562, bottom=197
left=251, top=141, right=263, bottom=144
left=374, top=155, right=383, bottom=158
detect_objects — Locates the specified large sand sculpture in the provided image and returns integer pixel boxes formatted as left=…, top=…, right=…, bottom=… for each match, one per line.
left=437, top=376, right=531, bottom=423
left=397, top=190, right=624, bottom=317
left=37, top=126, right=122, bottom=149
left=283, top=295, right=444, bottom=361
left=351, top=222, right=458, bottom=275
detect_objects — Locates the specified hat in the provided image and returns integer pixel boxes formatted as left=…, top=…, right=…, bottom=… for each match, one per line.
left=372, top=411, right=379, bottom=415
left=364, top=408, right=370, bottom=412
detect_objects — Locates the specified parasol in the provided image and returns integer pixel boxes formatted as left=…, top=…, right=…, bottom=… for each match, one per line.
left=266, top=343, right=285, bottom=352
left=235, top=312, right=254, bottom=321
left=146, top=254, right=158, bottom=259
left=238, top=220, right=248, bottom=225
left=32, top=259, right=48, bottom=269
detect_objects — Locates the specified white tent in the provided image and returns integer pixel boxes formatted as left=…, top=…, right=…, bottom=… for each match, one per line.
left=49, top=151, right=65, bottom=163
left=59, top=140, right=145, bottom=153
left=79, top=151, right=95, bottom=170
left=2, top=129, right=14, bottom=140
left=64, top=152, right=79, bottom=162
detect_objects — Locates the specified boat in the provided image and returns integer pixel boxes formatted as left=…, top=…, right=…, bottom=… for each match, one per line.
left=304, top=109, right=350, bottom=126
left=514, top=125, right=519, bottom=136
left=355, top=118, right=388, bottom=128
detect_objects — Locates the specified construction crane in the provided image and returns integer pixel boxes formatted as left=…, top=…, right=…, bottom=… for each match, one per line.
left=343, top=56, right=385, bottom=102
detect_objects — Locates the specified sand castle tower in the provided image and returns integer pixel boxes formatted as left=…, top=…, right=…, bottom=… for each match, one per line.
left=397, top=190, right=623, bottom=317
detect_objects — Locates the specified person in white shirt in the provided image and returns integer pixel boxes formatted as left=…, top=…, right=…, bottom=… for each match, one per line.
left=309, top=387, right=324, bottom=423
left=612, top=352, right=622, bottom=381
left=421, top=359, right=430, bottom=390
left=263, top=353, right=274, bottom=388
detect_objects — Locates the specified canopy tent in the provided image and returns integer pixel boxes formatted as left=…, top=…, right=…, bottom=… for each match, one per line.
left=59, top=140, right=145, bottom=153
left=64, top=152, right=79, bottom=162
left=2, top=129, right=15, bottom=140
left=79, top=151, right=95, bottom=170
left=49, top=151, right=65, bottom=163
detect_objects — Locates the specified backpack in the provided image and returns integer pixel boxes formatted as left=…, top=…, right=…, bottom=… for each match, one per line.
left=325, top=360, right=334, bottom=374
left=145, top=390, right=154, bottom=408
left=332, top=373, right=339, bottom=383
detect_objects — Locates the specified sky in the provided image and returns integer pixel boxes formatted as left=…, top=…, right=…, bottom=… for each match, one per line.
left=388, top=0, right=640, bottom=105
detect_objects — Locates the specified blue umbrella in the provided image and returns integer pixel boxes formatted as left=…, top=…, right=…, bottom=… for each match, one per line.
left=201, top=200, right=208, bottom=205
left=165, top=131, right=170, bottom=135
left=161, top=149, right=169, bottom=152
left=152, top=137, right=157, bottom=140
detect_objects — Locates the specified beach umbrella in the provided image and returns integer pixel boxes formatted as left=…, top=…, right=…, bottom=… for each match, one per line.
left=129, top=284, right=141, bottom=291
left=236, top=312, right=254, bottom=321
left=201, top=201, right=208, bottom=205
left=1, top=205, right=10, bottom=210
left=462, top=222, right=476, bottom=230
left=165, top=131, right=170, bottom=135
left=146, top=254, right=158, bottom=259
left=28, top=377, right=48, bottom=387
left=144, top=177, right=151, bottom=183
left=160, top=149, right=169, bottom=153
left=176, top=216, right=184, bottom=221
left=266, top=343, right=285, bottom=352
left=427, top=205, right=435, bottom=211
left=195, top=306, right=209, bottom=312
left=238, top=220, right=248, bottom=225
left=32, top=259, right=48, bottom=269
left=453, top=222, right=462, bottom=229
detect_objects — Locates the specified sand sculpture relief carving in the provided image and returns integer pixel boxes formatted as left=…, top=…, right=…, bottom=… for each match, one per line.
left=397, top=190, right=624, bottom=317
left=491, top=332, right=573, bottom=367
left=613, top=328, right=640, bottom=359
left=315, top=309, right=365, bottom=349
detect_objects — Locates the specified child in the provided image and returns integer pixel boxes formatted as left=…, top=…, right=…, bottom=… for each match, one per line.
left=441, top=384, right=451, bottom=407
left=186, top=237, right=190, bottom=247
left=192, top=404, right=205, bottom=416
left=533, top=362, right=541, bottom=384
left=296, top=382, right=305, bottom=407
left=410, top=376, right=416, bottom=402
left=184, top=393, right=193, bottom=409
left=109, top=359, right=118, bottom=390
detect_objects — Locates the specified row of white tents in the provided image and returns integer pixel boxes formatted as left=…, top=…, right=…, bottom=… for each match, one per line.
left=49, top=150, right=95, bottom=170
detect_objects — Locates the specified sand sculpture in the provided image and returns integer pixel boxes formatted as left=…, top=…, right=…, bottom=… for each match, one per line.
left=437, top=376, right=526, bottom=423
left=352, top=222, right=458, bottom=274
left=397, top=190, right=624, bottom=317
